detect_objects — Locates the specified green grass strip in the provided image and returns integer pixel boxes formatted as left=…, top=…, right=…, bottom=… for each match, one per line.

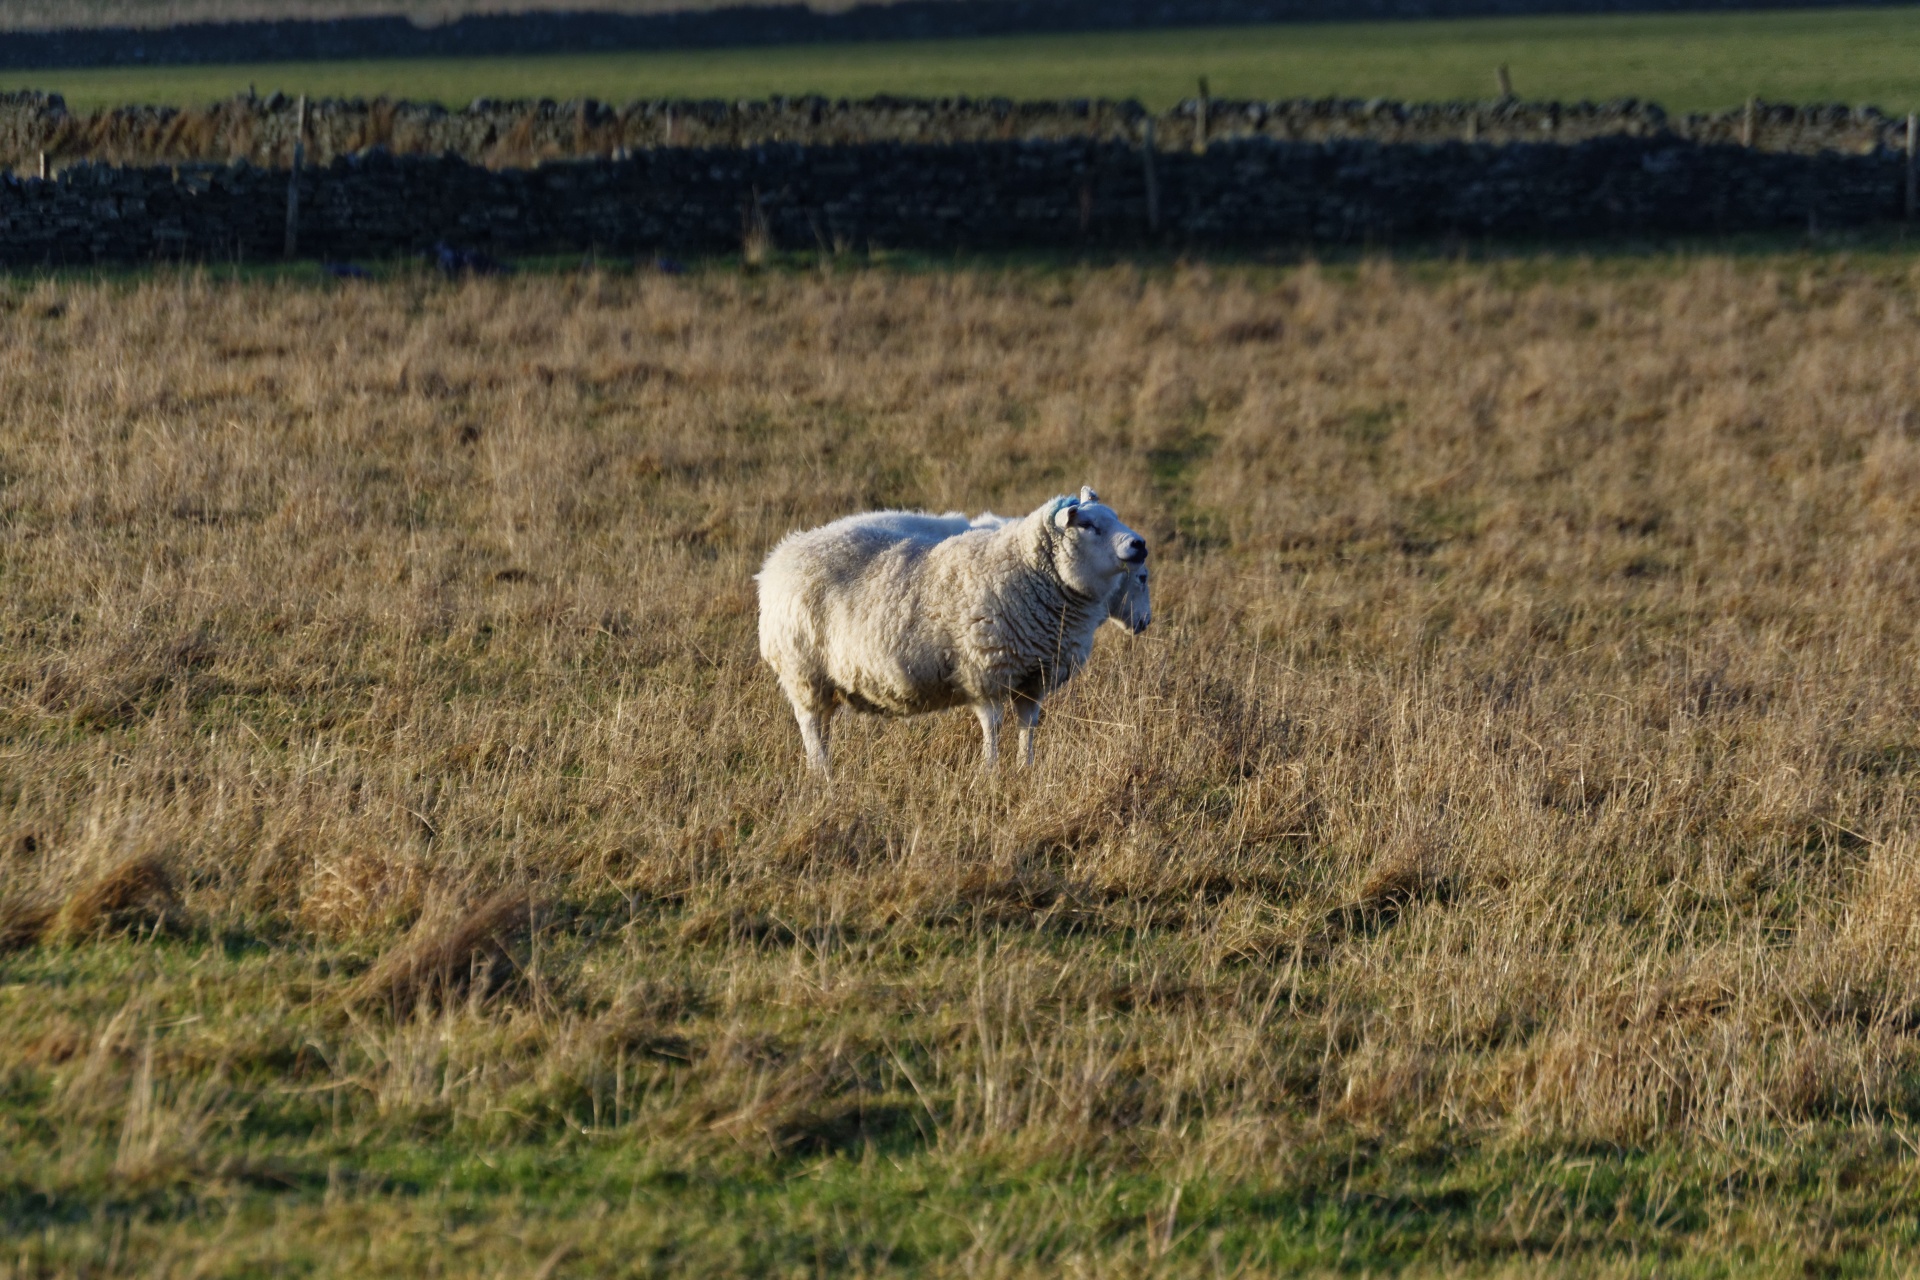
left=5, top=7, right=1920, bottom=114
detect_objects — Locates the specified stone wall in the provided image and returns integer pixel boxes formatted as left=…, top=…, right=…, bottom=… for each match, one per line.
left=0, top=134, right=1903, bottom=266
left=4, top=91, right=1910, bottom=173
left=4, top=0, right=1913, bottom=70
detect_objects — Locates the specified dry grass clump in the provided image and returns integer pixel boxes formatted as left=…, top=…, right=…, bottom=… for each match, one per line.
left=347, top=888, right=534, bottom=1014
left=7, top=254, right=1920, bottom=1270
left=0, top=898, right=58, bottom=952
left=1, top=854, right=179, bottom=949
left=51, top=854, right=180, bottom=943
left=1325, top=833, right=1454, bottom=933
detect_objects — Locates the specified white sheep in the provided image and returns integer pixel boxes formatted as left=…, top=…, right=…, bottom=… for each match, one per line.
left=757, top=486, right=1149, bottom=774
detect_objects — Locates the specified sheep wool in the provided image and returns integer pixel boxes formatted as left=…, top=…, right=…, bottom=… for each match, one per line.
left=817, top=507, right=1149, bottom=636
left=757, top=488, right=1149, bottom=773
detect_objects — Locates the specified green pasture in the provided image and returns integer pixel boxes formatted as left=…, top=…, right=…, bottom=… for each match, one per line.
left=7, top=932, right=1919, bottom=1280
left=6, top=6, right=1920, bottom=112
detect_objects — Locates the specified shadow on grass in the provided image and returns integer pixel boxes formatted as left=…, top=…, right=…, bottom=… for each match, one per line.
left=10, top=221, right=1920, bottom=290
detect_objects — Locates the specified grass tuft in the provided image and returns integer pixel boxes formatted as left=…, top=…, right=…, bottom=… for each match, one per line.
left=1338, top=835, right=1454, bottom=926
left=347, top=889, right=535, bottom=1015
left=0, top=898, right=58, bottom=952
left=49, top=855, right=179, bottom=945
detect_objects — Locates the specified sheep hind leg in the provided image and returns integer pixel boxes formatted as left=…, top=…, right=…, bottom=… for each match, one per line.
left=973, top=702, right=1004, bottom=770
left=1014, top=700, right=1043, bottom=767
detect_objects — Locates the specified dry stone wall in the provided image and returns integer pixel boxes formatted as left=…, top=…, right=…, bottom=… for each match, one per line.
left=0, top=134, right=1904, bottom=267
left=3, top=91, right=1911, bottom=173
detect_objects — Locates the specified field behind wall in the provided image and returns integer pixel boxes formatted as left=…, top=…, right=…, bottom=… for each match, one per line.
left=12, top=8, right=1920, bottom=112
left=8, top=253, right=1920, bottom=1275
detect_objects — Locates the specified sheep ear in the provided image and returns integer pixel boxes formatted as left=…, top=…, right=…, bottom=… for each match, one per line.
left=1078, top=485, right=1098, bottom=504
left=1054, top=502, right=1093, bottom=530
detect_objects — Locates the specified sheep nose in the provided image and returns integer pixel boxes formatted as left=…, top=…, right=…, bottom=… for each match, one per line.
left=1121, top=538, right=1147, bottom=564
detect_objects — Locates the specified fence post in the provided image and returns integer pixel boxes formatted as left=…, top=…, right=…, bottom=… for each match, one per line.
left=1742, top=96, right=1757, bottom=148
left=37, top=151, right=46, bottom=180
left=1194, top=76, right=1209, bottom=154
left=1906, top=112, right=1916, bottom=221
left=1496, top=64, right=1513, bottom=100
left=284, top=94, right=306, bottom=259
left=1142, top=117, right=1160, bottom=234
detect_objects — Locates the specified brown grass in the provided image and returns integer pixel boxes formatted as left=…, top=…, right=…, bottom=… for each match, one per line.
left=51, top=854, right=180, bottom=942
left=347, top=887, right=534, bottom=1013
left=2, top=854, right=178, bottom=949
left=0, top=899, right=58, bottom=952
left=6, top=253, right=1920, bottom=1269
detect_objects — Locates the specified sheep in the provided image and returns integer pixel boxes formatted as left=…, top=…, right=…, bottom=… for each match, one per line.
left=757, top=486, right=1149, bottom=774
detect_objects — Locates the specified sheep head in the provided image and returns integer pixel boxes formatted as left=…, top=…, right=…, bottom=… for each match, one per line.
left=1040, top=488, right=1148, bottom=607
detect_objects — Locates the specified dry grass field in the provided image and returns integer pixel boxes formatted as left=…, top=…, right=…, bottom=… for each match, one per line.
left=6, top=252, right=1920, bottom=1275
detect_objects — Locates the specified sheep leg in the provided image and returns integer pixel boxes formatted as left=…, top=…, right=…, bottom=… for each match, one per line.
left=783, top=685, right=835, bottom=775
left=797, top=707, right=833, bottom=775
left=973, top=702, right=1003, bottom=769
left=1014, top=700, right=1044, bottom=767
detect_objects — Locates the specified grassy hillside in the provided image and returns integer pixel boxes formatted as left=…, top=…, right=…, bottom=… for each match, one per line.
left=7, top=7, right=1920, bottom=112
left=5, top=250, right=1920, bottom=1275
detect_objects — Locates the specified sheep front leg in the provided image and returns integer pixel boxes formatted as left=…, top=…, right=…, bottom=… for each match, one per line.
left=782, top=686, right=835, bottom=776
left=1015, top=700, right=1043, bottom=767
left=973, top=702, right=1003, bottom=769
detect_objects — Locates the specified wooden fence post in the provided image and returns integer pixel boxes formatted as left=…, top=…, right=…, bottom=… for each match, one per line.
left=37, top=151, right=47, bottom=180
left=1142, top=117, right=1161, bottom=234
left=1194, top=77, right=1210, bottom=154
left=1742, top=96, right=1757, bottom=148
left=1496, top=65, right=1513, bottom=100
left=284, top=94, right=306, bottom=259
